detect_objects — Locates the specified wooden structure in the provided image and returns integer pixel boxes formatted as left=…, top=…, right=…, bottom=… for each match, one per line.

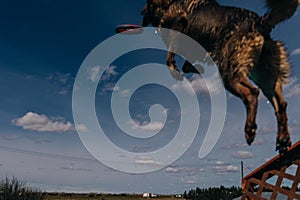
left=242, top=140, right=300, bottom=200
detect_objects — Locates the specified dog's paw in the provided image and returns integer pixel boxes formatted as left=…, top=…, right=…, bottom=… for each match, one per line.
left=245, top=123, right=257, bottom=145
left=276, top=137, right=292, bottom=154
left=169, top=68, right=184, bottom=81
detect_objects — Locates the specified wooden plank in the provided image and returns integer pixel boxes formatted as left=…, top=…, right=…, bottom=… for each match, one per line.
left=288, top=162, right=300, bottom=200
left=256, top=172, right=269, bottom=196
left=242, top=191, right=267, bottom=200
left=268, top=169, right=297, bottom=181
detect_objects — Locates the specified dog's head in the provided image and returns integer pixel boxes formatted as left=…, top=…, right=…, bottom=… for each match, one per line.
left=141, top=0, right=175, bottom=27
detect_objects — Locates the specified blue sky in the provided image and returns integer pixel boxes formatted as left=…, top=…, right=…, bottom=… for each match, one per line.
left=1, top=0, right=300, bottom=194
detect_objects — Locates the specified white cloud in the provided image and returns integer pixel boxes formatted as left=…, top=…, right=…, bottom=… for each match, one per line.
left=232, top=151, right=255, bottom=159
left=58, top=73, right=71, bottom=84
left=198, top=168, right=206, bottom=172
left=88, top=66, right=101, bottom=82
left=119, top=89, right=131, bottom=97
left=129, top=120, right=164, bottom=132
left=47, top=73, right=71, bottom=84
left=252, top=138, right=266, bottom=146
left=284, top=76, right=300, bottom=98
left=95, top=66, right=119, bottom=95
left=90, top=65, right=118, bottom=83
left=232, top=142, right=248, bottom=148
left=135, top=156, right=163, bottom=166
left=166, top=167, right=184, bottom=173
left=75, top=124, right=89, bottom=132
left=12, top=112, right=87, bottom=133
left=162, top=108, right=168, bottom=115
left=259, top=126, right=277, bottom=134
left=291, top=48, right=300, bottom=56
left=226, top=165, right=239, bottom=172
left=61, top=164, right=92, bottom=172
left=131, top=146, right=152, bottom=152
left=192, top=73, right=223, bottom=95
left=213, top=161, right=239, bottom=175
left=102, top=66, right=118, bottom=81
left=172, top=73, right=223, bottom=96
left=166, top=166, right=205, bottom=174
left=2, top=134, right=18, bottom=141
left=216, top=160, right=225, bottom=165
left=26, top=135, right=52, bottom=144
left=99, top=83, right=120, bottom=95
left=47, top=73, right=72, bottom=95
left=183, top=180, right=197, bottom=185
left=224, top=138, right=265, bottom=150
left=58, top=88, right=68, bottom=96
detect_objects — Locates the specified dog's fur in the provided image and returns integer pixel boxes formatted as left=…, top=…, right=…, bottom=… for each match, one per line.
left=141, top=0, right=299, bottom=153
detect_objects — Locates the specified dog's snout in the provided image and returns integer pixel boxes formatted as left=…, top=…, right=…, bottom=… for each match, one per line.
left=142, top=16, right=150, bottom=27
left=141, top=6, right=150, bottom=26
left=141, top=5, right=148, bottom=15
left=141, top=8, right=146, bottom=15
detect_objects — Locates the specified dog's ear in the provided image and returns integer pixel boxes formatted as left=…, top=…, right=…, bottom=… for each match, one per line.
left=161, top=5, right=188, bottom=31
left=154, top=0, right=163, bottom=4
left=141, top=5, right=147, bottom=15
left=177, top=15, right=188, bottom=30
left=165, top=0, right=176, bottom=7
left=152, top=0, right=175, bottom=9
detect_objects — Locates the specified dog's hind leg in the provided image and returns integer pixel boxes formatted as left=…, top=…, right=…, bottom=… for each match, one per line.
left=255, top=40, right=291, bottom=153
left=225, top=75, right=260, bottom=145
left=260, top=81, right=291, bottom=153
left=271, top=83, right=291, bottom=153
left=222, top=32, right=264, bottom=145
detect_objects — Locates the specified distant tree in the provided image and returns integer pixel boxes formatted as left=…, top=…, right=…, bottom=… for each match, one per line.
left=183, top=191, right=187, bottom=198
left=185, top=185, right=242, bottom=200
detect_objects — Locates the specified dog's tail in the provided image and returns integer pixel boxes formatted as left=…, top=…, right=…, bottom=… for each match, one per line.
left=261, top=0, right=299, bottom=34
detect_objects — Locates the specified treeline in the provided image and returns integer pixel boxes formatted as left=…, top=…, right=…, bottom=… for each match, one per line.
left=183, top=185, right=242, bottom=200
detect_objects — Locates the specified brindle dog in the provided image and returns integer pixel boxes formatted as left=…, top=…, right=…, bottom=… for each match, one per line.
left=141, top=0, right=299, bottom=153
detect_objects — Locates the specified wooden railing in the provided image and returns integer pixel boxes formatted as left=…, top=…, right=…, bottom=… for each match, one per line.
left=242, top=160, right=300, bottom=199
left=242, top=141, right=300, bottom=200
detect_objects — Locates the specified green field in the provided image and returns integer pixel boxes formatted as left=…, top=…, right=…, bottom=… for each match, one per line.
left=44, top=193, right=183, bottom=200
left=0, top=177, right=183, bottom=200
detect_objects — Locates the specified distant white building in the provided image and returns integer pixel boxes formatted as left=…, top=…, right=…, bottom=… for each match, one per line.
left=142, top=193, right=157, bottom=198
left=142, top=193, right=150, bottom=198
left=151, top=194, right=157, bottom=197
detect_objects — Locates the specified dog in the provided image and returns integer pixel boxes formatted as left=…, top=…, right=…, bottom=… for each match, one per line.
left=141, top=0, right=299, bottom=153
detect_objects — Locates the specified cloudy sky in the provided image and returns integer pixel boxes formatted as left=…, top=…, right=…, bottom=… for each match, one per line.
left=1, top=0, right=300, bottom=194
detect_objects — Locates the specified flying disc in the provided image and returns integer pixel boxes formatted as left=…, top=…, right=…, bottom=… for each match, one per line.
left=115, top=24, right=143, bottom=34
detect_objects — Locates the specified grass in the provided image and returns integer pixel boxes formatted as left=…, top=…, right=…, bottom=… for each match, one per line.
left=0, top=177, right=44, bottom=200
left=44, top=193, right=182, bottom=200
left=1, top=177, right=183, bottom=200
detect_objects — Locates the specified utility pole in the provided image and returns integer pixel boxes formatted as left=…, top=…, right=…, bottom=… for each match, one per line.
left=241, top=161, right=244, bottom=182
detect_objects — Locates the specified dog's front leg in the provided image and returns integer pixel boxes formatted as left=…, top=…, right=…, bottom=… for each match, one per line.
left=161, top=5, right=188, bottom=81
left=167, top=51, right=184, bottom=81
